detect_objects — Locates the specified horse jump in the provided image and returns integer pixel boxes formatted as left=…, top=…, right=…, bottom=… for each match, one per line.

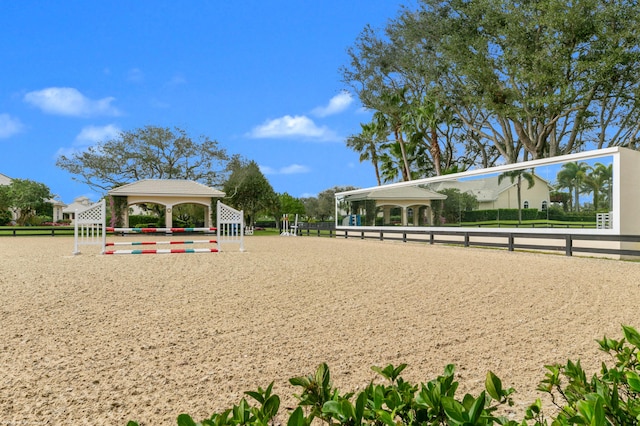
left=73, top=200, right=244, bottom=254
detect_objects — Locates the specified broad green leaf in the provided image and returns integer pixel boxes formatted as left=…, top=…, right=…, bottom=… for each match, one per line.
left=244, top=390, right=264, bottom=404
left=289, top=377, right=310, bottom=388
left=468, top=391, right=486, bottom=424
left=485, top=371, right=503, bottom=401
left=442, top=397, right=466, bottom=424
left=263, top=395, right=280, bottom=419
left=622, top=325, right=640, bottom=348
left=375, top=409, right=396, bottom=426
left=177, top=414, right=198, bottom=426
left=355, top=391, right=366, bottom=424
left=625, top=371, right=640, bottom=392
left=287, top=407, right=306, bottom=426
left=322, top=400, right=343, bottom=417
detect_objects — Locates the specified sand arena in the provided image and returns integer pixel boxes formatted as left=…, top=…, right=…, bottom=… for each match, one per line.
left=1, top=235, right=638, bottom=425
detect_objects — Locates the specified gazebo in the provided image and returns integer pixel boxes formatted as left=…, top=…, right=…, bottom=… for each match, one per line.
left=107, top=179, right=225, bottom=228
left=341, top=186, right=447, bottom=226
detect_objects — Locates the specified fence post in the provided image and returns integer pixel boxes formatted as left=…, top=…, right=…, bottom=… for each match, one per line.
left=508, top=234, right=514, bottom=251
left=464, top=233, right=470, bottom=247
left=565, top=235, right=573, bottom=256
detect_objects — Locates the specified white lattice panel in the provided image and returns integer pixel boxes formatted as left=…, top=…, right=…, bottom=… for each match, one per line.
left=73, top=200, right=106, bottom=254
left=216, top=201, right=245, bottom=252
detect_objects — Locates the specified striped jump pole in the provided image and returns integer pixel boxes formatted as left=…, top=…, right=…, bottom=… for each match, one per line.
left=106, top=227, right=217, bottom=234
left=105, top=248, right=219, bottom=255
left=105, top=239, right=217, bottom=247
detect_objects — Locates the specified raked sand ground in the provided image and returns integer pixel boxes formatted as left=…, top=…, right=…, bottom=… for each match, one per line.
left=1, top=235, right=639, bottom=425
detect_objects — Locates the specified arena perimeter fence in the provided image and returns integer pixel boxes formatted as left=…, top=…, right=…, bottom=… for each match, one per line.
left=294, top=222, right=640, bottom=258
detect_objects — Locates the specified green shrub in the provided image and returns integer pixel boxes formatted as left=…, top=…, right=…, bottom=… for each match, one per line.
left=127, top=325, right=640, bottom=426
left=128, top=215, right=160, bottom=227
left=0, top=209, right=13, bottom=225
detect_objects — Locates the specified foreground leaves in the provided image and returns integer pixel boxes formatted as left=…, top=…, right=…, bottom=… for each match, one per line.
left=127, top=325, right=640, bottom=426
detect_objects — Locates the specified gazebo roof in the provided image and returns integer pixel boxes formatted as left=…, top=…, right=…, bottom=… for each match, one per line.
left=108, top=179, right=225, bottom=198
left=343, top=186, right=447, bottom=202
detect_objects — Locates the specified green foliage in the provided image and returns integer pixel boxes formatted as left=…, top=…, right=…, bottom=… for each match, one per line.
left=109, top=195, right=129, bottom=228
left=342, top=0, right=640, bottom=174
left=530, top=325, right=640, bottom=425
left=56, top=125, right=229, bottom=192
left=127, top=325, right=640, bottom=426
left=223, top=156, right=277, bottom=226
left=127, top=214, right=161, bottom=227
left=433, top=188, right=479, bottom=224
left=463, top=208, right=539, bottom=223
left=0, top=178, right=53, bottom=226
left=0, top=209, right=12, bottom=225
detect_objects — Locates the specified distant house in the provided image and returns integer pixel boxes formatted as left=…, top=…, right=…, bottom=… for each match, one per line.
left=429, top=174, right=552, bottom=212
left=62, top=196, right=94, bottom=224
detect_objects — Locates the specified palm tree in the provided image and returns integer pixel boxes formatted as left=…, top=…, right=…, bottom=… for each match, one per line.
left=556, top=162, right=589, bottom=212
left=585, top=162, right=613, bottom=211
left=373, top=88, right=412, bottom=181
left=346, top=122, right=383, bottom=186
left=498, top=169, right=536, bottom=224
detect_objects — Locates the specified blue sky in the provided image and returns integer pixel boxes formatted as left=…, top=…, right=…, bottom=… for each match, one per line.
left=0, top=1, right=413, bottom=203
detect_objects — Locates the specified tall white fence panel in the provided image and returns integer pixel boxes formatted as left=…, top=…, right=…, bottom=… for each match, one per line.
left=73, top=200, right=106, bottom=255
left=217, top=201, right=245, bottom=252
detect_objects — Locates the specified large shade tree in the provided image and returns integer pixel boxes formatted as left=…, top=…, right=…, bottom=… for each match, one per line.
left=222, top=156, right=277, bottom=226
left=342, top=0, right=640, bottom=177
left=56, top=125, right=229, bottom=191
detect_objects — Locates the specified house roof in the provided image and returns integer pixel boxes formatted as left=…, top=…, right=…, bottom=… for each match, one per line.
left=62, top=197, right=93, bottom=213
left=108, top=179, right=225, bottom=198
left=0, top=173, right=12, bottom=186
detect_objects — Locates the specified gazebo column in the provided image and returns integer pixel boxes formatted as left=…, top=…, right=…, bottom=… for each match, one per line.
left=402, top=207, right=409, bottom=226
left=383, top=206, right=391, bottom=225
left=165, top=204, right=173, bottom=229
left=123, top=204, right=130, bottom=227
left=205, top=204, right=212, bottom=228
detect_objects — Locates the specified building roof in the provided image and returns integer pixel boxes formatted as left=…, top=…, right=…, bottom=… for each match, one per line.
left=0, top=173, right=12, bottom=186
left=62, top=196, right=93, bottom=213
left=344, top=186, right=447, bottom=202
left=108, top=179, right=225, bottom=197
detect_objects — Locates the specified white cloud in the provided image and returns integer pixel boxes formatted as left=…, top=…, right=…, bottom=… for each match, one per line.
left=0, top=114, right=24, bottom=138
left=166, top=74, right=187, bottom=86
left=259, top=163, right=310, bottom=175
left=280, top=164, right=310, bottom=174
left=312, top=91, right=353, bottom=117
left=55, top=124, right=121, bottom=159
left=127, top=68, right=144, bottom=83
left=248, top=115, right=337, bottom=141
left=75, top=124, right=121, bottom=145
left=24, top=87, right=120, bottom=117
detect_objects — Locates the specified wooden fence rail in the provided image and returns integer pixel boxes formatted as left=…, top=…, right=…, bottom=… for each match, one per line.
left=334, top=228, right=640, bottom=258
